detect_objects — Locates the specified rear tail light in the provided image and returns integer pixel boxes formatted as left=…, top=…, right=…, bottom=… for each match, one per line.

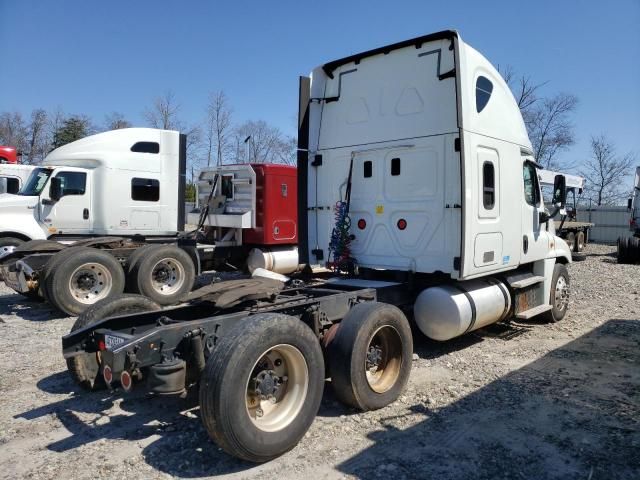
left=357, top=219, right=366, bottom=230
left=120, top=371, right=133, bottom=392
left=103, top=365, right=113, bottom=385
left=397, top=219, right=407, bottom=230
left=98, top=339, right=106, bottom=351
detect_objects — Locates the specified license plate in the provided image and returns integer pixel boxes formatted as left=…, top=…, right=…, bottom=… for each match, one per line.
left=104, top=334, right=127, bottom=350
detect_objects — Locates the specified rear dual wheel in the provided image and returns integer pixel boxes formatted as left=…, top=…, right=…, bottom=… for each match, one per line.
left=328, top=302, right=413, bottom=411
left=199, top=313, right=325, bottom=463
left=44, top=247, right=125, bottom=316
left=126, top=244, right=195, bottom=305
left=574, top=231, right=585, bottom=253
left=618, top=236, right=640, bottom=264
left=564, top=232, right=575, bottom=251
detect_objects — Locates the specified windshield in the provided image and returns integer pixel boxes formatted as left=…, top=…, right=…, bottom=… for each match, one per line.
left=19, top=167, right=53, bottom=196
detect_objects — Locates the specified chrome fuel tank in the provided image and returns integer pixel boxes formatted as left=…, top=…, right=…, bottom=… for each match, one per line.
left=414, top=279, right=511, bottom=341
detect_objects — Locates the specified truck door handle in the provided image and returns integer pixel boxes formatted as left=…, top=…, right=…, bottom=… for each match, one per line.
left=83, top=208, right=89, bottom=220
left=523, top=235, right=529, bottom=254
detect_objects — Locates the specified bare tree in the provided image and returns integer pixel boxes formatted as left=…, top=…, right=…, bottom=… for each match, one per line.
left=143, top=90, right=181, bottom=130
left=500, top=67, right=578, bottom=170
left=499, top=65, right=546, bottom=111
left=581, top=135, right=634, bottom=206
left=233, top=120, right=293, bottom=164
left=204, top=91, right=233, bottom=166
left=0, top=111, right=28, bottom=152
left=23, top=109, right=49, bottom=164
left=527, top=93, right=578, bottom=170
left=104, top=112, right=132, bottom=130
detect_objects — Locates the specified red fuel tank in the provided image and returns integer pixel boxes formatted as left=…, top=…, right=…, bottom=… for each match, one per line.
left=244, top=164, right=297, bottom=246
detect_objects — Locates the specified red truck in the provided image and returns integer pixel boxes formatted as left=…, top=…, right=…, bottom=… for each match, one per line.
left=0, top=146, right=20, bottom=164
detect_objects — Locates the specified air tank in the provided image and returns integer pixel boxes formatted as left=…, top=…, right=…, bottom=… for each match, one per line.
left=413, top=279, right=511, bottom=341
left=247, top=246, right=299, bottom=275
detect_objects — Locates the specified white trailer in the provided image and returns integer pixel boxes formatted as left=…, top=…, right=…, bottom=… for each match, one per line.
left=538, top=168, right=593, bottom=252
left=63, top=31, right=573, bottom=463
left=0, top=128, right=298, bottom=314
left=617, top=166, right=640, bottom=263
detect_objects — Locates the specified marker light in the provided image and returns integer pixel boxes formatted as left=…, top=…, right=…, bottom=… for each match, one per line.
left=397, top=219, right=407, bottom=230
left=357, top=219, right=367, bottom=230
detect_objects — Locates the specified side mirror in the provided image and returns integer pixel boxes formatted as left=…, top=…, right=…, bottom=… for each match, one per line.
left=628, top=198, right=633, bottom=210
left=49, top=177, right=62, bottom=202
left=552, top=174, right=567, bottom=208
left=539, top=210, right=550, bottom=224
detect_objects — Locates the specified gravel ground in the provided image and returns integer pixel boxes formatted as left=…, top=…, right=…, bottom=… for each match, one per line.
left=0, top=243, right=638, bottom=480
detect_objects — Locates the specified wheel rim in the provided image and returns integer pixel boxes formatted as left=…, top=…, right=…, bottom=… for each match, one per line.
left=365, top=325, right=403, bottom=394
left=69, top=263, right=113, bottom=304
left=555, top=275, right=570, bottom=312
left=245, top=344, right=309, bottom=433
left=150, top=258, right=185, bottom=295
left=0, top=245, right=17, bottom=259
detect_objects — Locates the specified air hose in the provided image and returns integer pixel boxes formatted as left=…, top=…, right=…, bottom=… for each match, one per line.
left=327, top=157, right=357, bottom=274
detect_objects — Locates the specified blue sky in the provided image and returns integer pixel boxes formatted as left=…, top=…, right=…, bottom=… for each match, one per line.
left=1, top=0, right=638, bottom=173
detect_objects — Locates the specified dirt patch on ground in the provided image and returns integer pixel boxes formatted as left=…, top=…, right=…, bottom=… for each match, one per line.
left=0, top=244, right=638, bottom=479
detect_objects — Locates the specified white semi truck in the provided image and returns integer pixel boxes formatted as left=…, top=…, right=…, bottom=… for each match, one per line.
left=63, top=31, right=572, bottom=463
left=0, top=164, right=36, bottom=194
left=617, top=166, right=640, bottom=263
left=0, top=128, right=299, bottom=314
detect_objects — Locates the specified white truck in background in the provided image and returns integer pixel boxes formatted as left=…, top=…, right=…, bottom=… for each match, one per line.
left=0, top=164, right=36, bottom=194
left=538, top=169, right=592, bottom=253
left=0, top=128, right=298, bottom=315
left=63, top=31, right=574, bottom=463
left=617, top=166, right=640, bottom=263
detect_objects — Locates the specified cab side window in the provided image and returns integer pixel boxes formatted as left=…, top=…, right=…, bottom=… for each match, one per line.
left=57, top=172, right=87, bottom=196
left=523, top=163, right=540, bottom=206
left=7, top=177, right=20, bottom=194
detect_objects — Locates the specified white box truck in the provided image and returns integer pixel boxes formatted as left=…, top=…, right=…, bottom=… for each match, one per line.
left=63, top=31, right=573, bottom=463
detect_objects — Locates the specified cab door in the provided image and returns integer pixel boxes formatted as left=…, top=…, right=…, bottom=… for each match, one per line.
left=520, top=161, right=549, bottom=263
left=40, top=169, right=92, bottom=234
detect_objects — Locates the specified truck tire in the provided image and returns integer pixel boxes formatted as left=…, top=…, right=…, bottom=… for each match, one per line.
left=564, top=232, right=575, bottom=251
left=0, top=236, right=25, bottom=258
left=574, top=231, right=585, bottom=252
left=617, top=237, right=629, bottom=264
left=66, top=294, right=161, bottom=390
left=628, top=237, right=640, bottom=264
left=328, top=302, right=413, bottom=411
left=199, top=313, right=324, bottom=463
left=45, top=246, right=126, bottom=316
left=128, top=244, right=195, bottom=305
left=125, top=244, right=157, bottom=285
left=541, top=263, right=570, bottom=323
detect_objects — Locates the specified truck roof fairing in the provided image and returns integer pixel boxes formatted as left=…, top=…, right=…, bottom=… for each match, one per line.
left=43, top=128, right=179, bottom=169
left=312, top=30, right=531, bottom=152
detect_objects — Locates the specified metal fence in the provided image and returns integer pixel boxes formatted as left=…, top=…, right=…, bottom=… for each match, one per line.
left=577, top=206, right=631, bottom=244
